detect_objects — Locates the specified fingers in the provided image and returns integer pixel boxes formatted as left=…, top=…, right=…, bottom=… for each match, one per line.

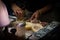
left=14, top=9, right=24, bottom=18
left=26, top=14, right=35, bottom=22
left=30, top=13, right=35, bottom=20
left=30, top=11, right=39, bottom=20
left=26, top=13, right=38, bottom=22
left=26, top=18, right=32, bottom=22
left=27, top=18, right=40, bottom=23
left=31, top=19, right=40, bottom=23
left=35, top=13, right=39, bottom=19
left=40, top=22, right=48, bottom=26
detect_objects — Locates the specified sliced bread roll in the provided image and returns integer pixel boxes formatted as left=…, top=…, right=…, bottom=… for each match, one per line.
left=25, top=22, right=43, bottom=32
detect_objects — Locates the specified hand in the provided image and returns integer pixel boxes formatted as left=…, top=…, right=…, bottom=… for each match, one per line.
left=30, top=19, right=40, bottom=23
left=27, top=10, right=40, bottom=22
left=40, top=22, right=48, bottom=26
left=12, top=4, right=24, bottom=19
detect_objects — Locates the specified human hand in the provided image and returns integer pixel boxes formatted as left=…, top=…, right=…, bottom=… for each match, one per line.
left=12, top=4, right=24, bottom=19
left=27, top=10, right=41, bottom=22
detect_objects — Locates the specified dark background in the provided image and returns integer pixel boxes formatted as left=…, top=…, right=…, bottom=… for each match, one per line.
left=0, top=0, right=60, bottom=40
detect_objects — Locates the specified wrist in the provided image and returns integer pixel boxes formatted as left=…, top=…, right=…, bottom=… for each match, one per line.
left=11, top=3, right=16, bottom=7
left=37, top=10, right=42, bottom=14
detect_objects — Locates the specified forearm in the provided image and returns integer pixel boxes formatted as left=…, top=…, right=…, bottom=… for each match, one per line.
left=11, top=3, right=22, bottom=11
left=11, top=3, right=17, bottom=7
left=38, top=4, right=52, bottom=14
